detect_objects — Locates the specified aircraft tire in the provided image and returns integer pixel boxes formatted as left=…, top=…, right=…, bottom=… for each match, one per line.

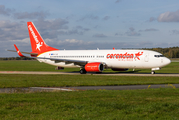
left=151, top=71, right=155, bottom=74
left=80, top=69, right=87, bottom=74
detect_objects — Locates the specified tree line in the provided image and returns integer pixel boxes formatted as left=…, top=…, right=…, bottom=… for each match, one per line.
left=143, top=47, right=179, bottom=58
left=0, top=57, right=35, bottom=60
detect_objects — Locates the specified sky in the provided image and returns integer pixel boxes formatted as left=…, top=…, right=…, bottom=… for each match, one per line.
left=1, top=0, right=179, bottom=57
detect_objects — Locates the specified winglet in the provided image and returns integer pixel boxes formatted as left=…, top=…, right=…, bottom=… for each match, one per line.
left=14, top=44, right=25, bottom=57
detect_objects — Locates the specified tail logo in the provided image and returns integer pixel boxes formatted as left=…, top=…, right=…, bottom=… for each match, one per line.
left=28, top=24, right=43, bottom=51
left=36, top=42, right=43, bottom=51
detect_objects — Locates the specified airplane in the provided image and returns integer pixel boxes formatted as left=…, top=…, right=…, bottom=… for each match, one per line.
left=8, top=22, right=171, bottom=74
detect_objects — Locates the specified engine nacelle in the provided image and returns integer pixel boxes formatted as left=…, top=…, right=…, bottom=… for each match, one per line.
left=85, top=62, right=104, bottom=72
left=111, top=68, right=129, bottom=71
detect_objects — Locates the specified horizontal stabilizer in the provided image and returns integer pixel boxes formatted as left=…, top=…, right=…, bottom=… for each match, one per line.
left=7, top=44, right=38, bottom=57
left=7, top=50, right=38, bottom=55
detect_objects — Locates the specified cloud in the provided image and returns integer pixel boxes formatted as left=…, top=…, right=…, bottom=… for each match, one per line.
left=170, top=30, right=179, bottom=35
left=0, top=5, right=49, bottom=19
left=77, top=15, right=99, bottom=21
left=158, top=10, right=179, bottom=22
left=66, top=26, right=90, bottom=35
left=0, top=19, right=61, bottom=42
left=0, top=5, right=12, bottom=16
left=0, top=20, right=27, bottom=41
left=0, top=19, right=70, bottom=42
left=139, top=28, right=159, bottom=32
left=14, top=11, right=49, bottom=19
left=93, top=33, right=107, bottom=38
left=125, top=27, right=140, bottom=36
left=0, top=18, right=91, bottom=44
left=115, top=32, right=123, bottom=36
left=58, top=39, right=91, bottom=44
left=33, top=19, right=90, bottom=39
left=115, top=0, right=122, bottom=3
left=148, top=17, right=156, bottom=22
left=103, top=16, right=110, bottom=20
left=33, top=18, right=69, bottom=39
left=55, top=39, right=95, bottom=50
left=34, top=18, right=69, bottom=31
left=52, top=39, right=158, bottom=50
left=75, top=26, right=90, bottom=32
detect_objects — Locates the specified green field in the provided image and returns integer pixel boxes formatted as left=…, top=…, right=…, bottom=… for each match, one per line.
left=0, top=60, right=179, bottom=88
left=0, top=74, right=179, bottom=88
left=0, top=89, right=179, bottom=120
left=0, top=60, right=179, bottom=73
left=0, top=60, right=179, bottom=119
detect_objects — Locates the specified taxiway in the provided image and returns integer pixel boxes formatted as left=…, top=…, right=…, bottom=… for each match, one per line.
left=0, top=71, right=179, bottom=76
left=0, top=84, right=178, bottom=93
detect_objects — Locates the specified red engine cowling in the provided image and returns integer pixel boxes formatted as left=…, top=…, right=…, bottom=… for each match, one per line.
left=111, top=68, right=129, bottom=71
left=85, top=62, right=104, bottom=72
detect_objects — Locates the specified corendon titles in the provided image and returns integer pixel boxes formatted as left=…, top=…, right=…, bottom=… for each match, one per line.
left=107, top=52, right=143, bottom=61
left=28, top=25, right=39, bottom=43
left=28, top=25, right=43, bottom=51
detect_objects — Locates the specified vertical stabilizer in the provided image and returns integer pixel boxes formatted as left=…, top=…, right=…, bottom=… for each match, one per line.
left=27, top=22, right=58, bottom=55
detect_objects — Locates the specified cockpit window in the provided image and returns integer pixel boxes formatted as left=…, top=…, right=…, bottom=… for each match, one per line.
left=154, top=55, right=165, bottom=58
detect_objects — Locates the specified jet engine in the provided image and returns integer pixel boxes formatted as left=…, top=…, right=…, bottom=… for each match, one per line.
left=85, top=62, right=104, bottom=72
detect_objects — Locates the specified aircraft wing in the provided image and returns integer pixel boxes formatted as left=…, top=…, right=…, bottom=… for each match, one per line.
left=8, top=44, right=88, bottom=66
left=35, top=57, right=88, bottom=66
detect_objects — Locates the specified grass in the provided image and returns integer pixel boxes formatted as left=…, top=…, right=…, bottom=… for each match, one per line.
left=0, top=60, right=179, bottom=119
left=0, top=88, right=179, bottom=119
left=0, top=60, right=179, bottom=88
left=0, top=74, right=179, bottom=88
left=0, top=60, right=178, bottom=73
left=0, top=60, right=60, bottom=72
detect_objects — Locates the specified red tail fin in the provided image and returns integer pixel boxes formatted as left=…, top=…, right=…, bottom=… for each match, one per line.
left=27, top=22, right=58, bottom=55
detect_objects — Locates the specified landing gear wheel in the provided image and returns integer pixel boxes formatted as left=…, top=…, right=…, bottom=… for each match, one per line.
left=80, top=69, right=87, bottom=74
left=151, top=71, right=155, bottom=74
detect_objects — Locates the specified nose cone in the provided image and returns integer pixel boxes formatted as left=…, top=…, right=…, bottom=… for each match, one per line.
left=164, top=58, right=171, bottom=66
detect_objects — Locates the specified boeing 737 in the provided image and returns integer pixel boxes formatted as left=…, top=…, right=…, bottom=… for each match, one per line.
left=8, top=22, right=171, bottom=74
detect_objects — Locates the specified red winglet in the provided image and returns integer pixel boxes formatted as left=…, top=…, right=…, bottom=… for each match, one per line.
left=14, top=44, right=25, bottom=57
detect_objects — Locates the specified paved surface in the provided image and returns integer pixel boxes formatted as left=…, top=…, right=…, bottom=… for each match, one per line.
left=0, top=87, right=73, bottom=93
left=0, top=71, right=178, bottom=93
left=63, top=84, right=179, bottom=90
left=0, top=84, right=178, bottom=93
left=1, top=71, right=179, bottom=76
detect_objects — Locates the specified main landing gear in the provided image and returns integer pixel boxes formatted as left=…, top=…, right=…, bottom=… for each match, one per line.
left=80, top=69, right=87, bottom=74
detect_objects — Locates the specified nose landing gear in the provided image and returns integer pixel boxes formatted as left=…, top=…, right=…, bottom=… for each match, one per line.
left=151, top=71, right=155, bottom=74
left=151, top=68, right=160, bottom=74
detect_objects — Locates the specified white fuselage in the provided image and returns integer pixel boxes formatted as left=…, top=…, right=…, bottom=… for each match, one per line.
left=37, top=49, right=171, bottom=70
